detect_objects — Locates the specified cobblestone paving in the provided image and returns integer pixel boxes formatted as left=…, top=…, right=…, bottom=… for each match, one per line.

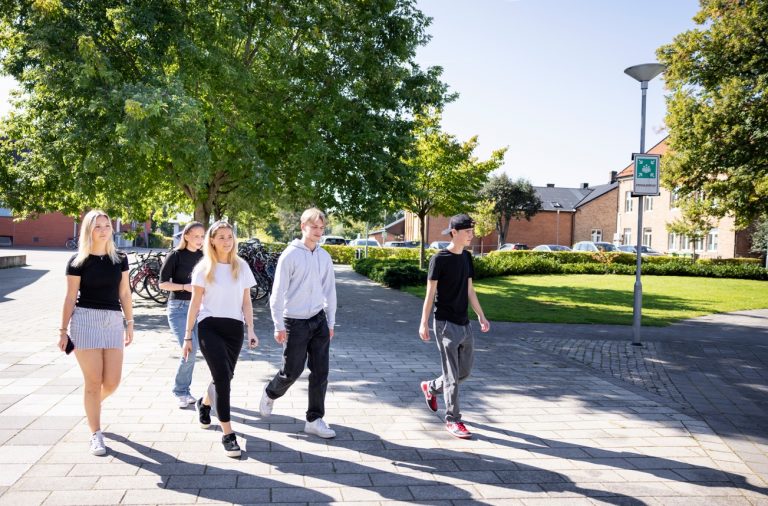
left=1, top=248, right=767, bottom=505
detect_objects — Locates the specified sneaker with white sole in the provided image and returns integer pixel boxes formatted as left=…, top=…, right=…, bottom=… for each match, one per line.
left=90, top=430, right=106, bottom=456
left=184, top=394, right=196, bottom=405
left=445, top=421, right=472, bottom=439
left=176, top=395, right=189, bottom=408
left=259, top=387, right=274, bottom=418
left=304, top=418, right=336, bottom=439
left=222, top=432, right=241, bottom=458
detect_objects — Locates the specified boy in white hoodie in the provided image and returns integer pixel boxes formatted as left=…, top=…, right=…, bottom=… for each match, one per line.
left=260, top=208, right=337, bottom=438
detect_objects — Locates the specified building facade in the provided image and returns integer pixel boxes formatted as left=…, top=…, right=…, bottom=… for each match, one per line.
left=615, top=138, right=753, bottom=258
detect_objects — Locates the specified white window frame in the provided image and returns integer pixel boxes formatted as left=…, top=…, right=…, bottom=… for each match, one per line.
left=622, top=228, right=632, bottom=245
left=642, top=227, right=652, bottom=247
left=624, top=191, right=633, bottom=212
left=591, top=229, right=602, bottom=242
left=644, top=196, right=654, bottom=211
left=668, top=232, right=677, bottom=251
left=707, top=228, right=718, bottom=251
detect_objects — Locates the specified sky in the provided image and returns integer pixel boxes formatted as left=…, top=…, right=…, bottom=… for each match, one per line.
left=414, top=0, right=701, bottom=188
left=0, top=0, right=701, bottom=189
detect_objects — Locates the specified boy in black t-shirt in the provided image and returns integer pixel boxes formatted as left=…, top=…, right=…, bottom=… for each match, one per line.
left=418, top=214, right=490, bottom=439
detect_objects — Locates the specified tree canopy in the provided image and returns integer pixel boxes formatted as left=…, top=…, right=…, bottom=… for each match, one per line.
left=481, top=174, right=541, bottom=246
left=657, top=0, right=768, bottom=227
left=0, top=1, right=448, bottom=224
left=398, top=109, right=506, bottom=266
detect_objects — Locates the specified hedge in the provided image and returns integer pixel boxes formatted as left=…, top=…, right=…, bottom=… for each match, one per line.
left=352, top=258, right=427, bottom=288
left=352, top=252, right=767, bottom=287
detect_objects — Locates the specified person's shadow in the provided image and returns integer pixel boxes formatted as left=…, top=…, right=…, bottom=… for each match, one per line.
left=231, top=407, right=645, bottom=505
left=104, top=432, right=334, bottom=504
left=469, top=421, right=768, bottom=497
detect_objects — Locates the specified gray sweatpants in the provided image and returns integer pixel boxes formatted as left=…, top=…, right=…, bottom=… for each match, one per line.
left=426, top=318, right=475, bottom=422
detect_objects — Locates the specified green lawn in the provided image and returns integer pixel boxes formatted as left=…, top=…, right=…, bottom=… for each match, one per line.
left=402, top=274, right=768, bottom=326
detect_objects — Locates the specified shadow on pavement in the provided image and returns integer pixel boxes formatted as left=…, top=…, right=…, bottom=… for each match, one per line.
left=228, top=410, right=647, bottom=505
left=470, top=422, right=768, bottom=498
left=0, top=267, right=48, bottom=303
left=104, top=432, right=335, bottom=504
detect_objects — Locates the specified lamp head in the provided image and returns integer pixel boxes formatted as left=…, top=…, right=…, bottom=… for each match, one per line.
left=624, top=63, right=665, bottom=83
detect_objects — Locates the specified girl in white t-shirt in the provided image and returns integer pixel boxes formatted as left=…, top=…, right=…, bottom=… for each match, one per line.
left=183, top=220, right=257, bottom=458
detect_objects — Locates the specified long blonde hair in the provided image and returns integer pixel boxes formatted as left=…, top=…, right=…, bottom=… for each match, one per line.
left=71, top=210, right=120, bottom=267
left=175, top=221, right=205, bottom=251
left=201, top=220, right=241, bottom=284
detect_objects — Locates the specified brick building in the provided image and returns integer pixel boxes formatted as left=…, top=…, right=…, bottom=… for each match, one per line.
left=0, top=209, right=77, bottom=247
left=401, top=177, right=619, bottom=253
left=0, top=208, right=148, bottom=248
left=615, top=138, right=753, bottom=258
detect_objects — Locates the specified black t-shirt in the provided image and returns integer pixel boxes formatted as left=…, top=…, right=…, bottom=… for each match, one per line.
left=66, top=253, right=129, bottom=311
left=159, top=249, right=204, bottom=301
left=428, top=249, right=475, bottom=325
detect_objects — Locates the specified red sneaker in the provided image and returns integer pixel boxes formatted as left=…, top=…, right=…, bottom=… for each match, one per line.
left=420, top=381, right=437, bottom=412
left=446, top=421, right=472, bottom=439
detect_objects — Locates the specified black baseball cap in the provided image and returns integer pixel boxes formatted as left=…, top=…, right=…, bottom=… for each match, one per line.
left=442, top=214, right=475, bottom=235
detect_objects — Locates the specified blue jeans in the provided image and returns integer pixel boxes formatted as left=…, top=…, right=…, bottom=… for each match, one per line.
left=167, top=299, right=198, bottom=397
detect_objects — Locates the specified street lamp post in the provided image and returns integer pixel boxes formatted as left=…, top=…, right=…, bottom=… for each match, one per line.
left=624, top=63, right=665, bottom=346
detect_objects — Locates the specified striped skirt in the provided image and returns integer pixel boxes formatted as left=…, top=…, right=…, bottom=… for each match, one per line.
left=70, top=307, right=125, bottom=350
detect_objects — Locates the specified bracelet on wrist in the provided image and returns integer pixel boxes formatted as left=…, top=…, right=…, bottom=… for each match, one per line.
left=124, top=319, right=134, bottom=324
left=184, top=338, right=193, bottom=341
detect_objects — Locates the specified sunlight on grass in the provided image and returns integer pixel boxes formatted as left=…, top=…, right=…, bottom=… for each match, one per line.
left=403, top=274, right=768, bottom=326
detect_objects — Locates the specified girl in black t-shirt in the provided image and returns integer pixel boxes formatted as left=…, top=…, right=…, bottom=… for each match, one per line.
left=59, top=210, right=134, bottom=456
left=159, top=221, right=205, bottom=408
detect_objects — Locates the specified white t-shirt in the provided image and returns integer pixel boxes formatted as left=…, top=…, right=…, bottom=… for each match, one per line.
left=191, top=259, right=256, bottom=323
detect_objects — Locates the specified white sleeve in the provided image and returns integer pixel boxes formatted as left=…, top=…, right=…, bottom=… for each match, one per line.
left=239, top=258, right=256, bottom=289
left=322, top=254, right=337, bottom=329
left=269, top=251, right=291, bottom=332
left=191, top=264, right=205, bottom=287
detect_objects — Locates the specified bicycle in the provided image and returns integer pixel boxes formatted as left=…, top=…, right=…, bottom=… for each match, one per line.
left=127, top=251, right=169, bottom=304
left=238, top=239, right=280, bottom=303
left=65, top=237, right=77, bottom=250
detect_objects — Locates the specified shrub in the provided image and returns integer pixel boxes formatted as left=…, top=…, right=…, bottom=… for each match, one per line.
left=352, top=258, right=426, bottom=288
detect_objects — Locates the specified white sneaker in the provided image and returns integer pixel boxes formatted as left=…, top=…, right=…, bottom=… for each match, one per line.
left=259, top=387, right=274, bottom=418
left=90, top=430, right=106, bottom=456
left=304, top=418, right=336, bottom=439
left=176, top=395, right=189, bottom=408
left=184, top=394, right=196, bottom=405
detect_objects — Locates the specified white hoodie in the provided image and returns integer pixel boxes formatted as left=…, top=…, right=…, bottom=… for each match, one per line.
left=269, top=239, right=337, bottom=332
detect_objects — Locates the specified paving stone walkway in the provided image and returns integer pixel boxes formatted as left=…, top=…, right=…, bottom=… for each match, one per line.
left=1, top=248, right=767, bottom=505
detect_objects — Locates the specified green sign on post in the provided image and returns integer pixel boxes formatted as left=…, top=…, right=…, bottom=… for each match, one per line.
left=632, top=153, right=660, bottom=196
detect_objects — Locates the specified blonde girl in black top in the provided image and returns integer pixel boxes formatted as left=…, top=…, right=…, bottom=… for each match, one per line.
left=59, top=210, right=133, bottom=456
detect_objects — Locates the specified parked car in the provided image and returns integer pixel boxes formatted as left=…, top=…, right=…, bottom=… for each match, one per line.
left=319, top=235, right=347, bottom=246
left=617, top=245, right=663, bottom=256
left=572, top=241, right=618, bottom=253
left=497, top=243, right=529, bottom=252
left=383, top=241, right=408, bottom=248
left=428, top=241, right=451, bottom=249
left=348, top=238, right=380, bottom=247
left=532, top=244, right=572, bottom=252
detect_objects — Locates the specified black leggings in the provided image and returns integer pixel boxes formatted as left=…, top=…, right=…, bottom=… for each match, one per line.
left=197, top=317, right=244, bottom=423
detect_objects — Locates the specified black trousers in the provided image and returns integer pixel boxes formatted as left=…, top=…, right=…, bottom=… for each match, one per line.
left=198, top=317, right=243, bottom=423
left=266, top=310, right=330, bottom=422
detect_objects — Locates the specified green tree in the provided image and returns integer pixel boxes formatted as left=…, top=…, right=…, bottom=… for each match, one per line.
left=665, top=195, right=716, bottom=261
left=0, top=1, right=448, bottom=224
left=399, top=110, right=506, bottom=268
left=750, top=214, right=768, bottom=267
left=481, top=175, right=541, bottom=247
left=657, top=0, right=768, bottom=227
left=470, top=199, right=496, bottom=255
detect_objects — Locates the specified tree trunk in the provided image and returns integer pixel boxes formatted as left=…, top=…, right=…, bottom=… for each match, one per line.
left=194, top=201, right=212, bottom=227
left=419, top=212, right=427, bottom=270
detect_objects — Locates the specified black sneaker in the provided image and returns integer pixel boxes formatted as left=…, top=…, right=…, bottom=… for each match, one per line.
left=222, top=432, right=241, bottom=458
left=196, top=397, right=211, bottom=428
